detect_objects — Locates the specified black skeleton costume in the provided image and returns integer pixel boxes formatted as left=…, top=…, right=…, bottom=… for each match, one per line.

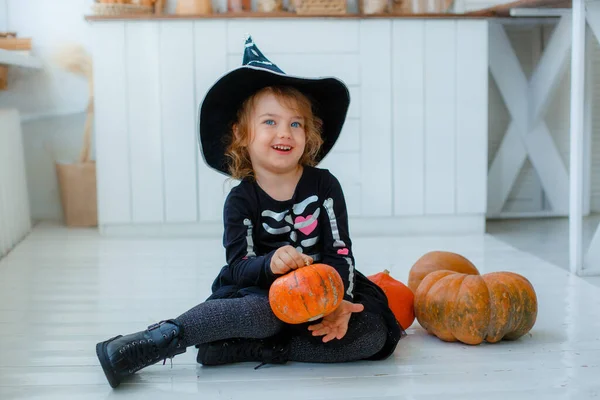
left=95, top=35, right=406, bottom=390
left=211, top=166, right=356, bottom=302
left=203, top=165, right=406, bottom=360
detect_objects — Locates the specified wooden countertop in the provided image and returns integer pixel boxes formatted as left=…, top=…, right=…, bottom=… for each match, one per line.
left=466, top=0, right=570, bottom=16
left=84, top=0, right=570, bottom=22
left=84, top=11, right=490, bottom=21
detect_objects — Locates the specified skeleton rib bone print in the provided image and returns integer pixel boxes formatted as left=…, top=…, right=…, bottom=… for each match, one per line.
left=293, top=195, right=318, bottom=214
left=261, top=209, right=288, bottom=222
left=260, top=195, right=320, bottom=252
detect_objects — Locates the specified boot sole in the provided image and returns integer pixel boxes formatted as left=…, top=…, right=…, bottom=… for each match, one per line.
left=96, top=336, right=122, bottom=389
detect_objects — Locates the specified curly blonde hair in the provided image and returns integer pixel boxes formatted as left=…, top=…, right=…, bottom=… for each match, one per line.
left=224, top=86, right=324, bottom=180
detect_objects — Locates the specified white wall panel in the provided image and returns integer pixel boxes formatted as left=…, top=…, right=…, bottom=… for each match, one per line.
left=360, top=20, right=392, bottom=217
left=92, top=22, right=131, bottom=224
left=194, top=21, right=229, bottom=222
left=392, top=20, right=425, bottom=216
left=456, top=21, right=488, bottom=214
left=126, top=22, right=164, bottom=223
left=160, top=21, right=198, bottom=223
left=424, top=21, right=456, bottom=215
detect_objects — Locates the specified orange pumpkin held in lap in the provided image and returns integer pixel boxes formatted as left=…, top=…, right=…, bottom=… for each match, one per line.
left=269, top=263, right=344, bottom=324
left=368, top=269, right=415, bottom=329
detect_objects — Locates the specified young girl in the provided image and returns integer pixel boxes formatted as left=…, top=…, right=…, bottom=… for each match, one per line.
left=96, top=36, right=406, bottom=389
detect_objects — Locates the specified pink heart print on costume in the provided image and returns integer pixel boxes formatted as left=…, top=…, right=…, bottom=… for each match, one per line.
left=295, top=215, right=317, bottom=236
left=337, top=248, right=349, bottom=255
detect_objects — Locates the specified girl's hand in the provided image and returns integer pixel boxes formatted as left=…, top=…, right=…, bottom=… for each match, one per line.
left=308, top=300, right=364, bottom=343
left=270, top=245, right=313, bottom=275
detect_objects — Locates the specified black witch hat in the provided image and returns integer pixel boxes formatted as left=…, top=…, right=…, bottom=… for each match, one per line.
left=197, top=35, right=351, bottom=177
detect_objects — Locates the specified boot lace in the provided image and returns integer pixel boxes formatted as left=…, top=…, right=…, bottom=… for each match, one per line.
left=120, top=338, right=160, bottom=373
left=120, top=328, right=180, bottom=373
left=254, top=343, right=288, bottom=370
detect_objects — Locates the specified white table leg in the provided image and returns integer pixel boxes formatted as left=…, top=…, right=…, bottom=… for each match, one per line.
left=569, top=0, right=586, bottom=275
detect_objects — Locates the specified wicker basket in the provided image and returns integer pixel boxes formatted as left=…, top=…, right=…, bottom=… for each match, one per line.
left=360, top=0, right=388, bottom=14
left=92, top=2, right=154, bottom=15
left=0, top=66, right=8, bottom=90
left=295, top=0, right=346, bottom=15
left=389, top=0, right=410, bottom=13
left=257, top=0, right=283, bottom=12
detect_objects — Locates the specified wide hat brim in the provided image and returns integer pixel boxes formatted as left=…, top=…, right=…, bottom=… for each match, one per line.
left=198, top=65, right=350, bottom=177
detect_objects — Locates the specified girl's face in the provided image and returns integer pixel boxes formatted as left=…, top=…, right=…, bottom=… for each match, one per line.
left=246, top=91, right=306, bottom=175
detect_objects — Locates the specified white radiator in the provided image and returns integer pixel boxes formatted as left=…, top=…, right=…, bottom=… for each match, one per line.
left=0, top=109, right=31, bottom=259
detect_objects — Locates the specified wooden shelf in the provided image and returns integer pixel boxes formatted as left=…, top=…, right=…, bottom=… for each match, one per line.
left=84, top=11, right=492, bottom=21
left=84, top=0, right=570, bottom=21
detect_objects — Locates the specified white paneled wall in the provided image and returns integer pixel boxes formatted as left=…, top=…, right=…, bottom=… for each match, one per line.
left=6, top=0, right=600, bottom=223
left=90, top=18, right=489, bottom=236
left=0, top=109, right=31, bottom=259
left=392, top=20, right=488, bottom=217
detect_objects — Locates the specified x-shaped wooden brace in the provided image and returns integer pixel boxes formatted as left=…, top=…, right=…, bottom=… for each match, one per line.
left=487, top=17, right=572, bottom=216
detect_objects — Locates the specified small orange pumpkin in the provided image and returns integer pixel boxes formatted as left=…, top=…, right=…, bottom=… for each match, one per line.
left=269, top=263, right=344, bottom=324
left=368, top=269, right=415, bottom=329
left=408, top=250, right=480, bottom=293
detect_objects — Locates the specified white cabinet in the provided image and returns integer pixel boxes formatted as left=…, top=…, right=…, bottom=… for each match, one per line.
left=88, top=17, right=489, bottom=236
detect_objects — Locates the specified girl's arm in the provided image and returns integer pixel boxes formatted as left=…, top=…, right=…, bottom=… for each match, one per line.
left=222, top=191, right=277, bottom=289
left=320, top=172, right=357, bottom=302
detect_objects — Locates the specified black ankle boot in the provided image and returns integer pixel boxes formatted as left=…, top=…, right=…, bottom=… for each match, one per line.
left=196, top=337, right=289, bottom=369
left=96, top=319, right=186, bottom=388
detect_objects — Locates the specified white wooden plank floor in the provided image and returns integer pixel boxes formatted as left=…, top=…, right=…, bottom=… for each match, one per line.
left=1, top=222, right=599, bottom=399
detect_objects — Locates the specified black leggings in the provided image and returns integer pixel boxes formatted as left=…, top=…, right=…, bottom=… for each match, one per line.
left=175, top=295, right=387, bottom=363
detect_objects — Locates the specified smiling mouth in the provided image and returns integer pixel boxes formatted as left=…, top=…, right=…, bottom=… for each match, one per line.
left=272, top=145, right=292, bottom=152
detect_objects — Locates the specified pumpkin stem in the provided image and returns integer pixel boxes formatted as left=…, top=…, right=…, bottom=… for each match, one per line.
left=384, top=269, right=390, bottom=275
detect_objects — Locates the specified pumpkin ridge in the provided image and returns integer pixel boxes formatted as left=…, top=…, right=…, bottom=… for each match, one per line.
left=327, top=275, right=338, bottom=306
left=446, top=274, right=490, bottom=345
left=313, top=265, right=332, bottom=307
left=450, top=274, right=467, bottom=342
left=482, top=272, right=535, bottom=343
left=501, top=272, right=536, bottom=340
left=507, top=274, right=525, bottom=336
left=482, top=274, right=496, bottom=343
left=503, top=274, right=522, bottom=338
left=293, top=271, right=313, bottom=317
left=415, top=270, right=456, bottom=336
left=430, top=272, right=463, bottom=341
left=452, top=273, right=475, bottom=343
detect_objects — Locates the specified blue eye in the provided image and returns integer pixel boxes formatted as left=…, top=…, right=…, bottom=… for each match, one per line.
left=291, top=121, right=302, bottom=128
left=264, top=119, right=275, bottom=125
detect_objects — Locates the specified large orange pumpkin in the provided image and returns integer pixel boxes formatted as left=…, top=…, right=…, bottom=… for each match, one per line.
left=414, top=269, right=538, bottom=345
left=408, top=251, right=479, bottom=293
left=269, top=263, right=344, bottom=324
left=368, top=269, right=415, bottom=329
